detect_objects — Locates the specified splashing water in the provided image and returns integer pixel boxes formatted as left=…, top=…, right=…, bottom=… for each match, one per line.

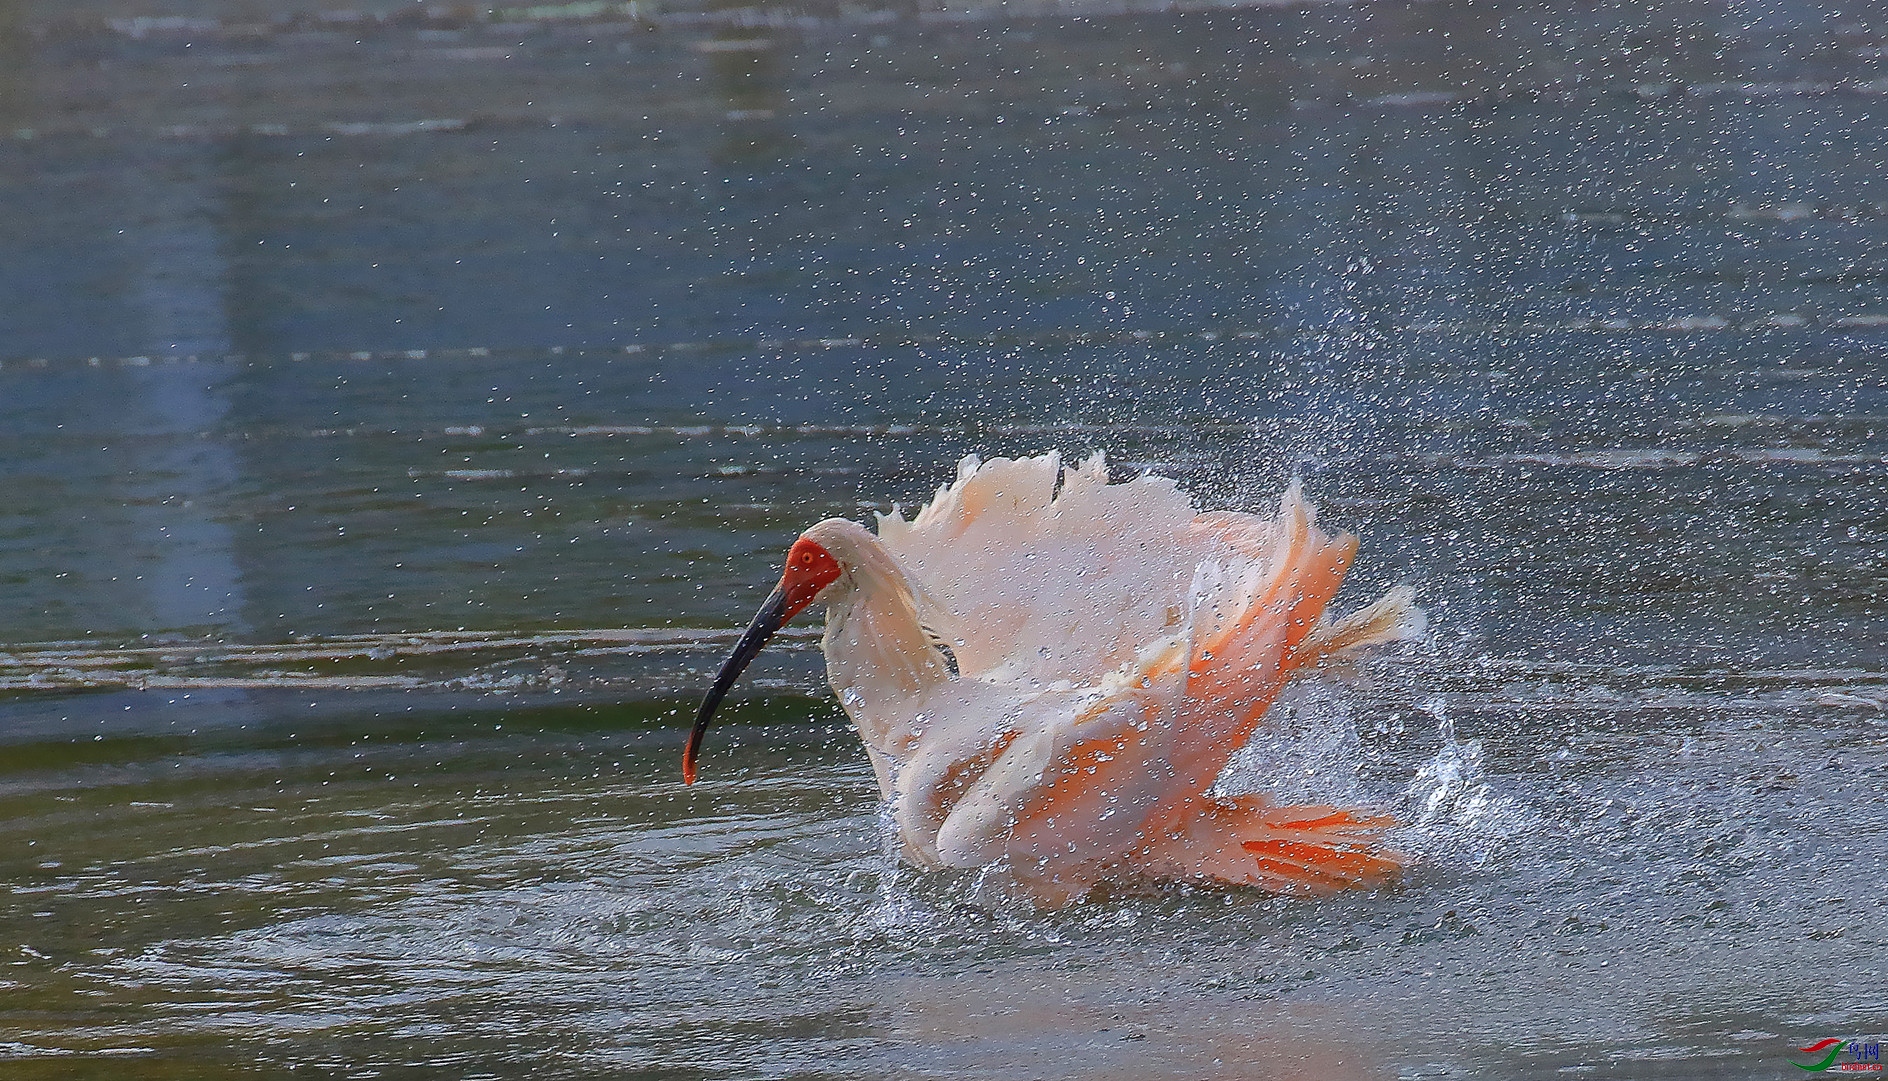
left=1397, top=696, right=1532, bottom=870
left=1218, top=678, right=1370, bottom=808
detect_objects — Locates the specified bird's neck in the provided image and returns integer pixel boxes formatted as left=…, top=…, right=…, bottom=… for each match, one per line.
left=819, top=539, right=950, bottom=762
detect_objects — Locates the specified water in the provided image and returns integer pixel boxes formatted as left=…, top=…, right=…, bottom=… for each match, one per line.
left=2, top=0, right=1886, bottom=1075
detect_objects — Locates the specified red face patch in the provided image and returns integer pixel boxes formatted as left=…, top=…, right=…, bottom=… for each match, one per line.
left=780, top=537, right=842, bottom=621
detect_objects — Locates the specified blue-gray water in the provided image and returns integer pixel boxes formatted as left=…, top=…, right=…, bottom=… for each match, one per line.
left=1, top=0, right=1884, bottom=1076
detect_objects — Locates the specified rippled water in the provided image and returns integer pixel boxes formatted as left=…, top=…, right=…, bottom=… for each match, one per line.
left=2, top=0, right=1886, bottom=1075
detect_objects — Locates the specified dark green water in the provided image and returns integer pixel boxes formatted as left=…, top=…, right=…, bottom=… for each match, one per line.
left=1, top=0, right=1885, bottom=1075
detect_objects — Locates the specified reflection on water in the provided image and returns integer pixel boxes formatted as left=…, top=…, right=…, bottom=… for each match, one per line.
left=703, top=9, right=788, bottom=166
left=119, top=142, right=247, bottom=637
left=1, top=0, right=1885, bottom=1076
left=0, top=1, right=27, bottom=135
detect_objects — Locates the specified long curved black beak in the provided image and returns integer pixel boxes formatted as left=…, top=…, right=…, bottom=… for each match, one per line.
left=683, top=586, right=789, bottom=785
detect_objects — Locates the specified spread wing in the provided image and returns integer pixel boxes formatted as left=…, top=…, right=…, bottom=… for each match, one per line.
left=877, top=452, right=1422, bottom=690
left=875, top=452, right=1200, bottom=685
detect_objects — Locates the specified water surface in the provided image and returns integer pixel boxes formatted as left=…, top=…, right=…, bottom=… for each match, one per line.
left=1, top=0, right=1884, bottom=1075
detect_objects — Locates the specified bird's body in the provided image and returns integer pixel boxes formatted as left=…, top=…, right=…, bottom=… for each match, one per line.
left=688, top=452, right=1422, bottom=906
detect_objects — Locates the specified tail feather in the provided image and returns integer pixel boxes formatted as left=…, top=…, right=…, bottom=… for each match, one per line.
left=1144, top=795, right=1403, bottom=895
left=1295, top=583, right=1425, bottom=665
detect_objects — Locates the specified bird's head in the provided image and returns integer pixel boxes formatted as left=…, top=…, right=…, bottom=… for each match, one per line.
left=682, top=518, right=870, bottom=784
